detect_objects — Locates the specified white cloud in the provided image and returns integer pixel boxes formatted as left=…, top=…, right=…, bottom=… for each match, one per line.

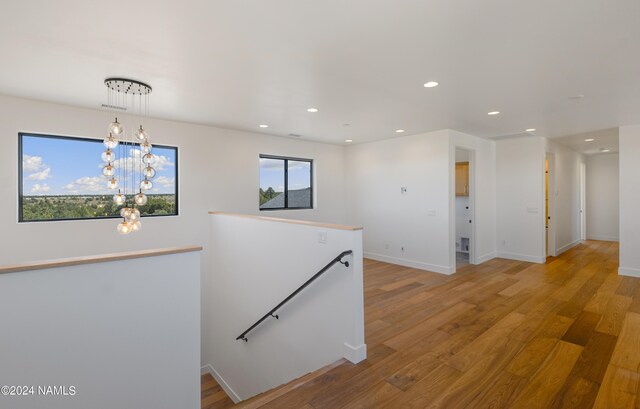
left=30, top=183, right=50, bottom=194
left=27, top=167, right=51, bottom=180
left=260, top=158, right=308, bottom=171
left=23, top=155, right=44, bottom=172
left=111, top=149, right=174, bottom=173
left=64, top=176, right=107, bottom=194
left=153, top=176, right=175, bottom=188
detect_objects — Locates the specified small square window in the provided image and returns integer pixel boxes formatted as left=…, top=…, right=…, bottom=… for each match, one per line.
left=259, top=155, right=313, bottom=210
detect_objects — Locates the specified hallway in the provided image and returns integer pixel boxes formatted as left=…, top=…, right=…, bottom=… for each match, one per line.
left=204, top=241, right=635, bottom=408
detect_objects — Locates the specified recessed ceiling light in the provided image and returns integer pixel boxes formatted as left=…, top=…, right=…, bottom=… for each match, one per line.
left=259, top=124, right=269, bottom=128
left=569, top=94, right=585, bottom=100
left=601, top=149, right=611, bottom=153
left=488, top=111, right=500, bottom=116
left=584, top=138, right=595, bottom=142
left=345, top=139, right=353, bottom=143
left=423, top=81, right=439, bottom=88
left=395, top=129, right=405, bottom=133
left=525, top=128, right=536, bottom=132
left=307, top=108, right=318, bottom=113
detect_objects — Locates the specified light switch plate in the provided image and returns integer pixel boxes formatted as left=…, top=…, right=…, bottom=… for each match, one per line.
left=318, top=231, right=327, bottom=244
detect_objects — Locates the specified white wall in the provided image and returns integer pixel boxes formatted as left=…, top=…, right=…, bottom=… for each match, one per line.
left=496, top=136, right=546, bottom=262
left=451, top=131, right=497, bottom=265
left=0, top=251, right=201, bottom=409
left=545, top=139, right=585, bottom=254
left=205, top=213, right=364, bottom=401
left=0, top=95, right=347, bottom=265
left=345, top=130, right=454, bottom=273
left=619, top=125, right=640, bottom=276
left=586, top=153, right=619, bottom=241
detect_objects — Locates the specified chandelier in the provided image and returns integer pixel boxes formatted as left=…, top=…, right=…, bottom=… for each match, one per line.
left=101, top=78, right=156, bottom=234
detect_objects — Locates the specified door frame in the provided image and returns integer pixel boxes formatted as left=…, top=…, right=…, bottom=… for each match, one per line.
left=580, top=161, right=587, bottom=241
left=545, top=152, right=557, bottom=257
left=452, top=146, right=476, bottom=271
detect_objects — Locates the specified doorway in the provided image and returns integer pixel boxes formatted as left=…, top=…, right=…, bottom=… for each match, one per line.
left=454, top=148, right=474, bottom=268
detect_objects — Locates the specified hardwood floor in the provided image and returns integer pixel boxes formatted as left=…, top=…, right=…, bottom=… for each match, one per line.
left=203, top=240, right=640, bottom=408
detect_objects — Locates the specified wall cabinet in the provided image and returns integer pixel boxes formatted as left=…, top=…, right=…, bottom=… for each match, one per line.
left=456, top=162, right=469, bottom=196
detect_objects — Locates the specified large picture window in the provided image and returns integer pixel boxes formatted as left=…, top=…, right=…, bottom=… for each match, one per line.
left=19, top=133, right=178, bottom=222
left=259, top=155, right=313, bottom=210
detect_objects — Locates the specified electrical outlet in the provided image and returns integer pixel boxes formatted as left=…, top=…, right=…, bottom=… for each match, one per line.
left=317, top=231, right=327, bottom=244
left=401, top=187, right=408, bottom=195
left=401, top=246, right=405, bottom=252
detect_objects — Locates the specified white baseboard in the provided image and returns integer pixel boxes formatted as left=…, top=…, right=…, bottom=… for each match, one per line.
left=364, top=252, right=454, bottom=275
left=587, top=235, right=619, bottom=242
left=476, top=251, right=497, bottom=264
left=201, top=364, right=241, bottom=403
left=343, top=342, right=367, bottom=364
left=555, top=239, right=581, bottom=256
left=497, top=251, right=545, bottom=264
left=619, top=267, right=640, bottom=277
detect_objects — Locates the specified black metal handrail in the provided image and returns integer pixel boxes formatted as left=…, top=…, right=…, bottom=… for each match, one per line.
left=236, top=250, right=353, bottom=342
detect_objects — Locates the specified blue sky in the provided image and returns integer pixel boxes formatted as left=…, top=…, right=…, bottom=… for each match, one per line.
left=259, top=158, right=311, bottom=192
left=22, top=134, right=176, bottom=196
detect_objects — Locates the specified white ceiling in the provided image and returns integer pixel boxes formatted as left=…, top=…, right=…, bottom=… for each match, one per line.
left=1, top=0, right=639, bottom=145
left=554, top=128, right=619, bottom=155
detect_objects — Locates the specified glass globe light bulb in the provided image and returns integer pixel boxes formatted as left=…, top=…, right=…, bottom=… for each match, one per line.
left=142, top=153, right=154, bottom=166
left=135, top=126, right=148, bottom=141
left=102, top=164, right=115, bottom=177
left=130, top=220, right=141, bottom=232
left=144, top=166, right=156, bottom=178
left=128, top=208, right=141, bottom=221
left=134, top=192, right=148, bottom=206
left=141, top=141, right=152, bottom=154
left=107, top=178, right=118, bottom=189
left=113, top=193, right=126, bottom=206
left=120, top=207, right=133, bottom=219
left=101, top=149, right=114, bottom=163
left=117, top=220, right=132, bottom=235
left=103, top=134, right=119, bottom=149
left=109, top=118, right=123, bottom=135
left=140, top=179, right=153, bottom=190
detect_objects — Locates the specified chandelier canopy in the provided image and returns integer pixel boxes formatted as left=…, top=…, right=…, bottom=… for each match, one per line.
left=101, top=78, right=155, bottom=234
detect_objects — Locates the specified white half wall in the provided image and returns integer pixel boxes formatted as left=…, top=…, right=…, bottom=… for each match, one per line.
left=345, top=130, right=453, bottom=274
left=586, top=153, right=619, bottom=242
left=0, top=251, right=201, bottom=409
left=205, top=213, right=365, bottom=401
left=619, top=126, right=640, bottom=276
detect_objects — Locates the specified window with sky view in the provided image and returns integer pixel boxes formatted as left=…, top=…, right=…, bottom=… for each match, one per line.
left=19, top=133, right=178, bottom=222
left=259, top=155, right=312, bottom=210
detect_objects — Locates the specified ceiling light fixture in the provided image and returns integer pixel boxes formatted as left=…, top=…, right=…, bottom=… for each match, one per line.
left=526, top=128, right=536, bottom=132
left=345, top=139, right=353, bottom=143
left=395, top=129, right=405, bottom=133
left=488, top=111, right=500, bottom=116
left=307, top=108, right=318, bottom=113
left=102, top=78, right=156, bottom=235
left=601, top=149, right=611, bottom=153
left=259, top=124, right=269, bottom=128
left=584, top=138, right=595, bottom=142
left=423, top=81, right=439, bottom=88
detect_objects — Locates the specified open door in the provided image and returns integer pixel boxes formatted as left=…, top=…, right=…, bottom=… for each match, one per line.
left=546, top=153, right=556, bottom=257
left=454, top=147, right=475, bottom=269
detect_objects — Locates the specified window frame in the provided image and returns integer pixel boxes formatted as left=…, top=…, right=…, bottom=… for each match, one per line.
left=18, top=132, right=180, bottom=223
left=259, top=154, right=314, bottom=211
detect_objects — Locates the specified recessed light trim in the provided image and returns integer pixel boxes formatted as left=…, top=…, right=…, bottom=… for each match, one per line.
left=525, top=128, right=536, bottom=132
left=601, top=149, right=611, bottom=153
left=345, top=139, right=353, bottom=143
left=584, top=138, right=595, bottom=142
left=307, top=108, right=318, bottom=113
left=488, top=111, right=500, bottom=116
left=395, top=129, right=405, bottom=133
left=423, top=81, right=439, bottom=88
left=259, top=124, right=269, bottom=128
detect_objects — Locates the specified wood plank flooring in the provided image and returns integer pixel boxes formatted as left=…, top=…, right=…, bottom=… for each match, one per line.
left=203, top=240, right=640, bottom=408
